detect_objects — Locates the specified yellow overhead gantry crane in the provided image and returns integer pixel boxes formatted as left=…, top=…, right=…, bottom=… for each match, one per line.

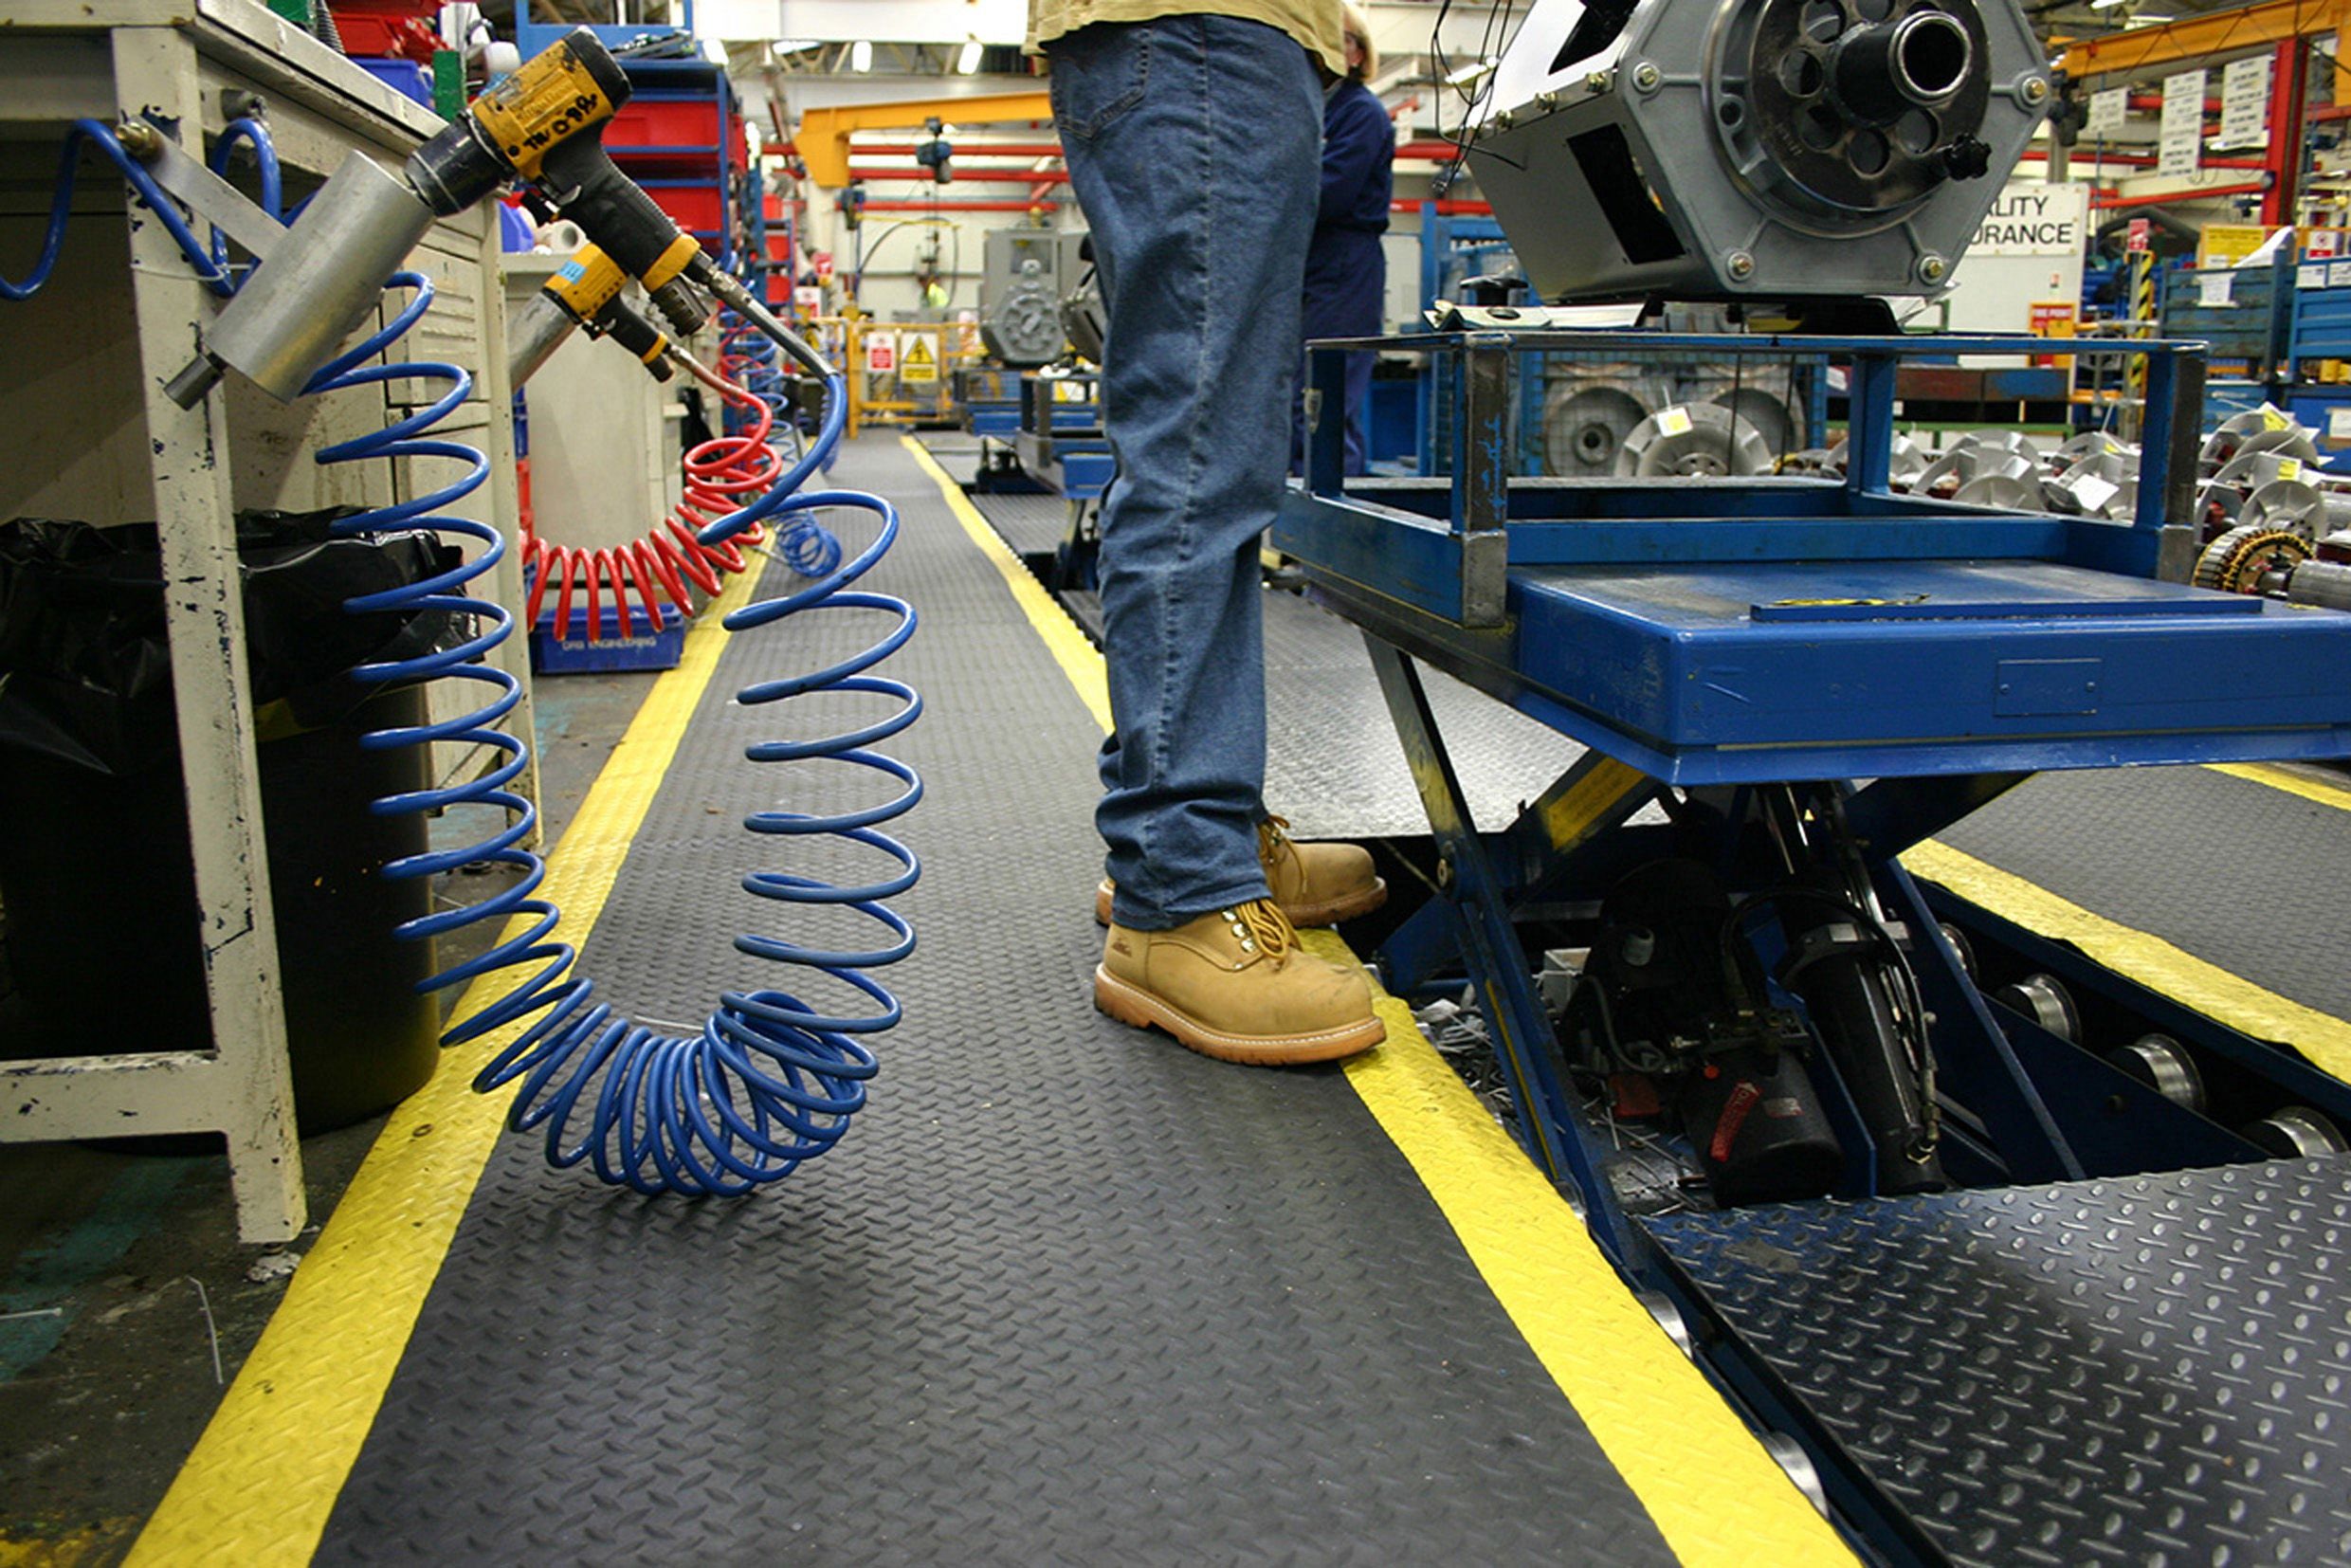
left=793, top=92, right=1056, bottom=187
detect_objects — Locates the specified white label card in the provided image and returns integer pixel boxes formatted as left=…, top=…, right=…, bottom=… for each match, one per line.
left=2199, top=272, right=2234, bottom=306
left=2087, top=85, right=2128, bottom=136
left=2160, top=68, right=2207, bottom=179
left=1658, top=406, right=1693, bottom=436
left=2215, top=56, right=2271, bottom=150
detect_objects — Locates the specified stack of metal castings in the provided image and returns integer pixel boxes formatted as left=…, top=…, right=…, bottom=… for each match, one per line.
left=1543, top=356, right=1807, bottom=476
left=2189, top=407, right=2351, bottom=605
left=1784, top=405, right=2351, bottom=606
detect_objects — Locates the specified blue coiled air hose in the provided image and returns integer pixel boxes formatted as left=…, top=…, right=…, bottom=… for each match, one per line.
left=6, top=120, right=920, bottom=1195
left=720, top=305, right=841, bottom=577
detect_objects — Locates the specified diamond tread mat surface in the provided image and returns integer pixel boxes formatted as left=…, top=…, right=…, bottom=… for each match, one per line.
left=955, top=486, right=1588, bottom=840
left=315, top=434, right=1677, bottom=1564
left=966, top=487, right=1070, bottom=558
left=1936, top=766, right=2351, bottom=1021
left=1647, top=1157, right=2351, bottom=1568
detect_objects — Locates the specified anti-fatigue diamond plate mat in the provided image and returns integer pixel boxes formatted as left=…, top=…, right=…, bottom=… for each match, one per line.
left=958, top=488, right=1589, bottom=841
left=314, top=433, right=1679, bottom=1564
left=1647, top=1157, right=2351, bottom=1568
left=1935, top=766, right=2351, bottom=1023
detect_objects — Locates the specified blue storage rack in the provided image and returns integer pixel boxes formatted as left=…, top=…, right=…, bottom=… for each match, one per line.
left=2285, top=258, right=2351, bottom=455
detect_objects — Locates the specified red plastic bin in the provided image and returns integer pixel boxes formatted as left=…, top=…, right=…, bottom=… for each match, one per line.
left=646, top=184, right=725, bottom=233
left=608, top=99, right=726, bottom=154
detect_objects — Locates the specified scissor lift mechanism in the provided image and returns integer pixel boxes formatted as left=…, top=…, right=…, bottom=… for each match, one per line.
left=1274, top=327, right=2351, bottom=1564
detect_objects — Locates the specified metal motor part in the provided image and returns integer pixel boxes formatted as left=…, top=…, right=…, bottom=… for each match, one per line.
left=1569, top=859, right=1843, bottom=1207
left=984, top=259, right=1066, bottom=367
left=2195, top=525, right=2313, bottom=594
left=1466, top=0, right=2046, bottom=301
left=2288, top=558, right=2351, bottom=611
left=168, top=150, right=435, bottom=407
left=1614, top=402, right=1775, bottom=476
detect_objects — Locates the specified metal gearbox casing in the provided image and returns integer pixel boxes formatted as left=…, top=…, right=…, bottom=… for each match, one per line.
left=1465, top=0, right=2052, bottom=302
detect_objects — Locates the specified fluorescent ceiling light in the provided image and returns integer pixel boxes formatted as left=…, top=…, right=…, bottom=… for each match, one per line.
left=957, top=38, right=983, bottom=73
left=701, top=37, right=728, bottom=63
left=1444, top=57, right=1497, bottom=88
left=768, top=38, right=820, bottom=55
left=850, top=38, right=873, bottom=71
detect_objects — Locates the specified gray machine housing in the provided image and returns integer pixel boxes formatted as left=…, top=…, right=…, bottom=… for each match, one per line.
left=1466, top=0, right=2050, bottom=303
left=981, top=227, right=1090, bottom=366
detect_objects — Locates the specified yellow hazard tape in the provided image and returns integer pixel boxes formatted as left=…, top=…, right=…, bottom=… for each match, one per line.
left=1317, top=932, right=1855, bottom=1566
left=907, top=435, right=1852, bottom=1564
left=1905, top=838, right=2351, bottom=1085
left=129, top=567, right=763, bottom=1567
left=2205, top=761, right=2351, bottom=814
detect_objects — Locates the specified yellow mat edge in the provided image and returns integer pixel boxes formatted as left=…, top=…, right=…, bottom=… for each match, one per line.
left=126, top=566, right=762, bottom=1566
left=1906, top=837, right=2351, bottom=1085
left=910, top=436, right=1852, bottom=1565
left=2205, top=760, right=2351, bottom=814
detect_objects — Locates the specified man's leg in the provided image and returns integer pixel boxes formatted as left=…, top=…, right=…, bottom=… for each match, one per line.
left=1053, top=14, right=1320, bottom=931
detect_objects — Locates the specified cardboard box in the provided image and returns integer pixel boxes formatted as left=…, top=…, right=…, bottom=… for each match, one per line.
left=2198, top=224, right=2273, bottom=267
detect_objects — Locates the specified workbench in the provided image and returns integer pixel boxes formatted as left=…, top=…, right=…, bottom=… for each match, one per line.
left=0, top=0, right=534, bottom=1241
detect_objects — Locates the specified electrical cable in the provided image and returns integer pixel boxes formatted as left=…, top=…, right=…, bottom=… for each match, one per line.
left=4, top=119, right=921, bottom=1195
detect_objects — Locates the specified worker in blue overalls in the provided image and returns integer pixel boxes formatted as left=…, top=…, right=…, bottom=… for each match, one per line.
left=1295, top=3, right=1394, bottom=477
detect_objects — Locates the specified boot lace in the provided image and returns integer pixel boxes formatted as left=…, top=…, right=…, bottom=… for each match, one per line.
left=1257, top=815, right=1297, bottom=871
left=1231, top=898, right=1297, bottom=964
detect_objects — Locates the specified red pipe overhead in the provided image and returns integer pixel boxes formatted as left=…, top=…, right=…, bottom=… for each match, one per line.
left=848, top=137, right=1471, bottom=163
left=859, top=194, right=1492, bottom=215
left=2018, top=149, right=2268, bottom=169
left=2091, top=179, right=2269, bottom=210
left=2261, top=38, right=2305, bottom=226
left=861, top=197, right=1068, bottom=210
left=850, top=166, right=1071, bottom=183
left=854, top=141, right=1066, bottom=156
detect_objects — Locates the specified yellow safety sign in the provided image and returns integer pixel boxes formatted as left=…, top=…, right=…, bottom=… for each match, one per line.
left=902, top=334, right=939, bottom=386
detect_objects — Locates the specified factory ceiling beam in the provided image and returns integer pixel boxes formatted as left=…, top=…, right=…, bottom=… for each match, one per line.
left=2057, top=0, right=2351, bottom=80
left=795, top=90, right=1055, bottom=185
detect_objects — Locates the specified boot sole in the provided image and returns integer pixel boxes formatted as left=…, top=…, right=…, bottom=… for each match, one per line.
left=1093, top=877, right=1391, bottom=930
left=1093, top=965, right=1386, bottom=1067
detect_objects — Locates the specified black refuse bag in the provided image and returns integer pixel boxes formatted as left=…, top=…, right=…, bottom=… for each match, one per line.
left=0, top=509, right=470, bottom=1134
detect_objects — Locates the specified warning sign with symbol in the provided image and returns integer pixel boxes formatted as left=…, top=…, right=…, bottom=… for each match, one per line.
left=866, top=332, right=896, bottom=374
left=902, top=334, right=938, bottom=385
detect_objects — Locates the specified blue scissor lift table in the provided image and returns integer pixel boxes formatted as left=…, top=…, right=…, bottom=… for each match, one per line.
left=1274, top=327, right=2351, bottom=1567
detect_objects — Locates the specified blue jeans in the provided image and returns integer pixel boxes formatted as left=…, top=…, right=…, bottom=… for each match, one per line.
left=1048, top=15, right=1321, bottom=930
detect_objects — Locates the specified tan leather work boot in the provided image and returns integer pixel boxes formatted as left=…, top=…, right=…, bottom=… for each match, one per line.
left=1094, top=815, right=1388, bottom=927
left=1095, top=899, right=1386, bottom=1066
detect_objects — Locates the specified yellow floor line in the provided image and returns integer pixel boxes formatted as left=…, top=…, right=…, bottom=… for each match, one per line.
left=2205, top=760, right=2351, bottom=813
left=908, top=437, right=1850, bottom=1565
left=127, top=568, right=761, bottom=1567
left=1906, top=838, right=2351, bottom=1085
left=902, top=436, right=1109, bottom=731
left=1319, top=933, right=1853, bottom=1565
